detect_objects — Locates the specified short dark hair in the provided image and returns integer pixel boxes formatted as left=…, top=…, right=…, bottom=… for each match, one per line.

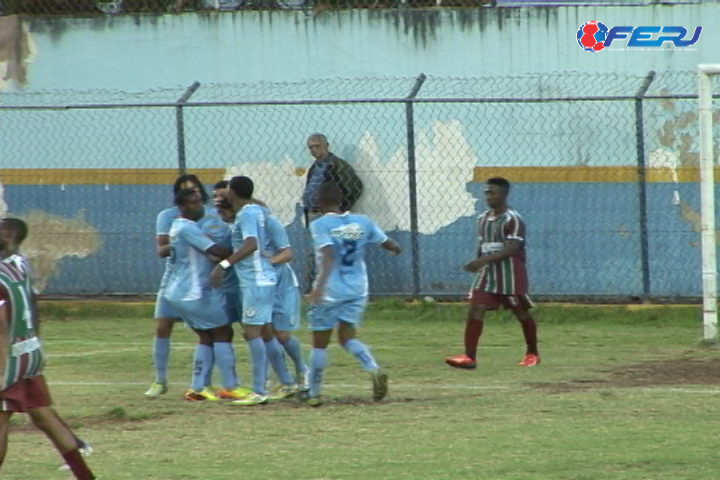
left=174, top=188, right=201, bottom=207
left=213, top=180, right=229, bottom=190
left=486, top=177, right=511, bottom=194
left=229, top=176, right=254, bottom=200
left=0, top=218, right=28, bottom=245
left=173, top=174, right=209, bottom=203
left=316, top=182, right=343, bottom=207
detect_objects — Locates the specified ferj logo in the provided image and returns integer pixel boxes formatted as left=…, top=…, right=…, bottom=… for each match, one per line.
left=577, top=21, right=701, bottom=52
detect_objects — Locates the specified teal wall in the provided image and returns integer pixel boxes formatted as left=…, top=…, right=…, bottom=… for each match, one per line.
left=16, top=4, right=719, bottom=92
left=1, top=4, right=718, bottom=297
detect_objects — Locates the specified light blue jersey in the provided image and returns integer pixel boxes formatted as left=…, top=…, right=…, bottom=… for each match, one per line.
left=265, top=213, right=300, bottom=331
left=154, top=205, right=215, bottom=319
left=230, top=204, right=276, bottom=325
left=231, top=204, right=276, bottom=287
left=164, top=217, right=229, bottom=329
left=310, top=212, right=388, bottom=302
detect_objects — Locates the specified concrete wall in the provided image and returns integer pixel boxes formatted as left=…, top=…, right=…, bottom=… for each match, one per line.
left=0, top=4, right=716, bottom=297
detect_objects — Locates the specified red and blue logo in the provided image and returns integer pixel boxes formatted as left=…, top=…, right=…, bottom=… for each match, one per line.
left=577, top=21, right=609, bottom=52
left=577, top=21, right=701, bottom=52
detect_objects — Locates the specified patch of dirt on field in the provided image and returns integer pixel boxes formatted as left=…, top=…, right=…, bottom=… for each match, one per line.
left=528, top=357, right=720, bottom=393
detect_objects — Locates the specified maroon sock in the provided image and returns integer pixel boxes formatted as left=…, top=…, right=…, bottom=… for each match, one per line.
left=62, top=449, right=95, bottom=480
left=464, top=319, right=483, bottom=360
left=518, top=317, right=538, bottom=355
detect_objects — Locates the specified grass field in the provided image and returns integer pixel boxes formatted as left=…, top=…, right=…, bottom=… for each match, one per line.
left=2, top=300, right=719, bottom=480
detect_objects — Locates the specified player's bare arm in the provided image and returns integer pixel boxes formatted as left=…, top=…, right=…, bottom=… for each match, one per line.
left=381, top=239, right=402, bottom=256
left=155, top=234, right=171, bottom=258
left=270, top=247, right=292, bottom=266
left=210, top=237, right=257, bottom=288
left=306, top=245, right=334, bottom=304
left=464, top=239, right=522, bottom=273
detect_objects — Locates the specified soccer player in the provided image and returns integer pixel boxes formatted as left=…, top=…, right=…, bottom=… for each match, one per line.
left=146, top=174, right=213, bottom=398
left=210, top=176, right=280, bottom=406
left=445, top=177, right=540, bottom=369
left=305, top=182, right=401, bottom=406
left=0, top=219, right=96, bottom=480
left=164, top=189, right=248, bottom=401
left=265, top=213, right=308, bottom=393
left=216, top=186, right=304, bottom=398
left=0, top=220, right=93, bottom=469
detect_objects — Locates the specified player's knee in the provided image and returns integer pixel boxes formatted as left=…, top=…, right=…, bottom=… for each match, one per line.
left=515, top=311, right=534, bottom=323
left=155, top=319, right=175, bottom=338
left=275, top=331, right=290, bottom=344
left=337, top=329, right=355, bottom=346
left=212, top=325, right=233, bottom=343
left=467, top=306, right=486, bottom=321
left=28, top=410, right=51, bottom=432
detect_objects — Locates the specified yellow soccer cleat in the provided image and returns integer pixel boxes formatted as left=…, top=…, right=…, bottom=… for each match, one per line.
left=230, top=392, right=268, bottom=406
left=267, top=385, right=297, bottom=401
left=144, top=382, right=168, bottom=398
left=183, top=387, right=220, bottom=402
left=216, top=386, right=253, bottom=400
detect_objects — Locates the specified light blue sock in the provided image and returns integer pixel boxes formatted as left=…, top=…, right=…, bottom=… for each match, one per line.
left=282, top=336, right=307, bottom=377
left=213, top=342, right=238, bottom=390
left=246, top=338, right=267, bottom=395
left=203, top=346, right=215, bottom=387
left=342, top=339, right=379, bottom=372
left=265, top=338, right=294, bottom=386
left=191, top=345, right=213, bottom=392
left=153, top=337, right=170, bottom=384
left=309, top=348, right=327, bottom=398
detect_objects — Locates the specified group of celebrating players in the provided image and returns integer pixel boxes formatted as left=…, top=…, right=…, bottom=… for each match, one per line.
left=145, top=174, right=401, bottom=407
left=0, top=171, right=540, bottom=480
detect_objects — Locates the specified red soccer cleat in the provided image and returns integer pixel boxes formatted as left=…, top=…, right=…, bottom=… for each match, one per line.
left=444, top=354, right=477, bottom=369
left=518, top=353, right=540, bottom=367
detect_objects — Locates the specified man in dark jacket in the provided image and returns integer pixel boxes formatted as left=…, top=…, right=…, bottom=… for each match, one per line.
left=303, top=134, right=363, bottom=227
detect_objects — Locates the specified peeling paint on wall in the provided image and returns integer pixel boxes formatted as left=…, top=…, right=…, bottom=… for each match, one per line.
left=14, top=209, right=101, bottom=292
left=0, top=15, right=37, bottom=90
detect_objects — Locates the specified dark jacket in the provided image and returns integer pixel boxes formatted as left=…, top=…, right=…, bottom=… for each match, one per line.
left=304, top=153, right=363, bottom=212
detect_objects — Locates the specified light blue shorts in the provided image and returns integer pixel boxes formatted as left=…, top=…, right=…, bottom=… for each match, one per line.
left=223, top=289, right=243, bottom=324
left=308, top=297, right=368, bottom=332
left=166, top=290, right=230, bottom=331
left=241, top=284, right=274, bottom=326
left=154, top=289, right=180, bottom=320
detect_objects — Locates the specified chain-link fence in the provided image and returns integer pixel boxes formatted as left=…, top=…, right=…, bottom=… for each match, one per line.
left=1, top=71, right=719, bottom=300
left=0, top=0, right=713, bottom=16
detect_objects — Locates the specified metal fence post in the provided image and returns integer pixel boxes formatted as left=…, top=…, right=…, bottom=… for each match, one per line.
left=176, top=81, right=201, bottom=175
left=405, top=73, right=427, bottom=299
left=635, top=70, right=656, bottom=300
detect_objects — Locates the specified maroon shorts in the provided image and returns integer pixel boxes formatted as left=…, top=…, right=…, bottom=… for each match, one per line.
left=468, top=290, right=534, bottom=312
left=0, top=376, right=52, bottom=413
